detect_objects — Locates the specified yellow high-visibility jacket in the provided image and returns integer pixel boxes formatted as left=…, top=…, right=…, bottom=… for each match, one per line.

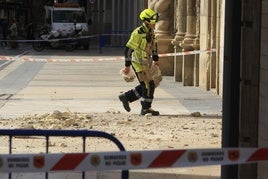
left=126, top=24, right=155, bottom=72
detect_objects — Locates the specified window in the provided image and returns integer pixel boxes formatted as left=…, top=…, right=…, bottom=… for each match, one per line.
left=52, top=10, right=86, bottom=23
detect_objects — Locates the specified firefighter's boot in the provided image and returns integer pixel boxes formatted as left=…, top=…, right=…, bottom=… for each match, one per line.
left=119, top=94, right=131, bottom=112
left=140, top=108, right=160, bottom=116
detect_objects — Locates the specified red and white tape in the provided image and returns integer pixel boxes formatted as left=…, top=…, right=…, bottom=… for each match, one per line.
left=15, top=48, right=216, bottom=63
left=0, top=56, right=14, bottom=61
left=158, top=48, right=216, bottom=58
left=0, top=48, right=215, bottom=63
left=20, top=56, right=124, bottom=62
left=0, top=148, right=267, bottom=173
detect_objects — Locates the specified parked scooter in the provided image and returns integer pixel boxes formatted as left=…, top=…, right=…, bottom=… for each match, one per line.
left=32, top=24, right=82, bottom=52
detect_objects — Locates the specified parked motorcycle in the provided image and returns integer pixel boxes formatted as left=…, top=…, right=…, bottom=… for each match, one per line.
left=32, top=24, right=82, bottom=52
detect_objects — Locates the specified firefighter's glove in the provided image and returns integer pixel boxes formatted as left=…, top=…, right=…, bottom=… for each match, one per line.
left=152, top=51, right=159, bottom=61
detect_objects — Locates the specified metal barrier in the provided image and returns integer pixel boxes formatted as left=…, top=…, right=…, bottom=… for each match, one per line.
left=0, top=129, right=129, bottom=179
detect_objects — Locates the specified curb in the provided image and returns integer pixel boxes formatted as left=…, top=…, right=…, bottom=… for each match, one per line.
left=0, top=60, right=14, bottom=70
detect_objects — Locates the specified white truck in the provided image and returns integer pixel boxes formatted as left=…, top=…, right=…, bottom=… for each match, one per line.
left=44, top=3, right=90, bottom=50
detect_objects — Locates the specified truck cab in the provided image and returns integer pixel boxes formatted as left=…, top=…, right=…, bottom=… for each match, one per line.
left=44, top=3, right=90, bottom=50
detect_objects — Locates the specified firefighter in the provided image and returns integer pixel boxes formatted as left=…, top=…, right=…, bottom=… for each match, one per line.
left=119, top=8, right=160, bottom=116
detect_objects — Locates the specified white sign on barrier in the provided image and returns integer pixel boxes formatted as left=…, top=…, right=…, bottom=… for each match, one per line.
left=0, top=148, right=268, bottom=173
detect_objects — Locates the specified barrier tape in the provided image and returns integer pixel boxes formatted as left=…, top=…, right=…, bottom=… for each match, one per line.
left=19, top=56, right=124, bottom=62
left=0, top=49, right=216, bottom=63
left=20, top=48, right=215, bottom=62
left=0, top=33, right=216, bottom=62
left=0, top=56, right=13, bottom=61
left=158, top=48, right=216, bottom=58
left=0, top=148, right=267, bottom=173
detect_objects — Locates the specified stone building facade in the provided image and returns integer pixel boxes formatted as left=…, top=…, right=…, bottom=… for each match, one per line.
left=149, top=0, right=225, bottom=95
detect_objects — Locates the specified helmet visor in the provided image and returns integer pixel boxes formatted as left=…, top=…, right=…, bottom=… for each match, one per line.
left=149, top=13, right=159, bottom=24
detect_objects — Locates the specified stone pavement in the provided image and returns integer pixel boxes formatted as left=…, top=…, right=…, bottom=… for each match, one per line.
left=0, top=46, right=222, bottom=118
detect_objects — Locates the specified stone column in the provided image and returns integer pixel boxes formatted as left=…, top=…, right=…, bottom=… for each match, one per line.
left=210, top=0, right=217, bottom=89
left=180, top=0, right=197, bottom=86
left=181, top=0, right=197, bottom=50
left=171, top=0, right=187, bottom=82
left=199, top=0, right=217, bottom=91
left=148, top=0, right=174, bottom=76
left=194, top=0, right=200, bottom=86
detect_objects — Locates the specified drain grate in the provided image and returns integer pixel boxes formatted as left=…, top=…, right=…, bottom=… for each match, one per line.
left=0, top=94, right=14, bottom=100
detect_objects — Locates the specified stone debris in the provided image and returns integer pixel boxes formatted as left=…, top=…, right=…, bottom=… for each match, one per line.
left=0, top=110, right=222, bottom=152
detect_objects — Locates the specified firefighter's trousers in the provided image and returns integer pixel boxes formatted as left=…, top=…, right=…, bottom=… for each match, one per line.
left=124, top=62, right=156, bottom=109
